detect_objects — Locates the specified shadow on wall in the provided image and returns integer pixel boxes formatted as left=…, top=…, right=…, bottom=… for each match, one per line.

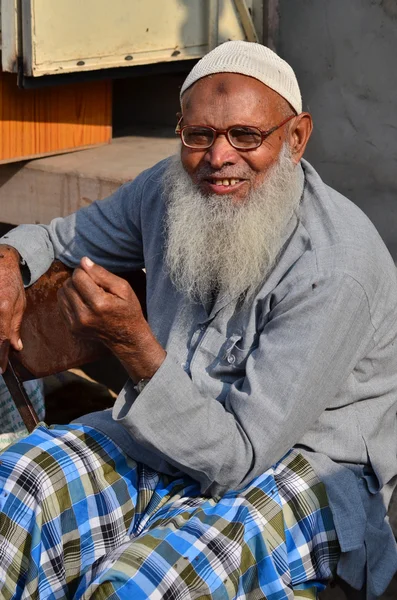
left=278, top=0, right=397, bottom=261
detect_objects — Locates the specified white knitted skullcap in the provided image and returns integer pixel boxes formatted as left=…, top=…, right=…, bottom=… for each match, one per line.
left=180, top=40, right=302, bottom=114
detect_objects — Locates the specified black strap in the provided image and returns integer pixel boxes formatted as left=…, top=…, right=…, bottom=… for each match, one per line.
left=3, top=361, right=40, bottom=433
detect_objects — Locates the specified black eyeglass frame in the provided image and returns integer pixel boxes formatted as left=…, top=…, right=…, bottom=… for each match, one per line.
left=175, top=114, right=296, bottom=151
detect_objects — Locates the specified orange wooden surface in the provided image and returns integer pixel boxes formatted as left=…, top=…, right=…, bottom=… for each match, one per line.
left=0, top=72, right=112, bottom=162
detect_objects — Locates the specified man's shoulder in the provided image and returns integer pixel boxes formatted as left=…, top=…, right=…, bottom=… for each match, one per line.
left=301, top=160, right=379, bottom=240
left=300, top=160, right=394, bottom=273
left=290, top=160, right=397, bottom=318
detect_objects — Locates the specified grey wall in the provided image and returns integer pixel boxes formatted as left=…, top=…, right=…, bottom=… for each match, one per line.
left=278, top=0, right=397, bottom=260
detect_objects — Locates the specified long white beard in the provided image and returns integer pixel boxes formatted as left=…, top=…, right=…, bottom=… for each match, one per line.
left=164, top=144, right=303, bottom=303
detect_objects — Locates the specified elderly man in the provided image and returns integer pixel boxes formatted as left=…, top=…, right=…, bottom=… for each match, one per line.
left=0, top=41, right=395, bottom=599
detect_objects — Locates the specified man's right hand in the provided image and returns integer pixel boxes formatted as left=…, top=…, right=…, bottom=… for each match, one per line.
left=0, top=245, right=26, bottom=372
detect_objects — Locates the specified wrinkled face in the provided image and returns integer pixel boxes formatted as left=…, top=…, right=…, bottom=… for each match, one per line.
left=180, top=73, right=294, bottom=203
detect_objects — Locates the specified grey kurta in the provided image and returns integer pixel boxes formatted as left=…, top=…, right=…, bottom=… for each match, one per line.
left=2, top=158, right=397, bottom=597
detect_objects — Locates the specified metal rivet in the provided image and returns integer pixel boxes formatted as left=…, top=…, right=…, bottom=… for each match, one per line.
left=125, top=55, right=133, bottom=61
left=77, top=60, right=85, bottom=66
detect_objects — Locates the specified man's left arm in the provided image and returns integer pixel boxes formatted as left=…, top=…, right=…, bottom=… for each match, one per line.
left=62, top=260, right=376, bottom=497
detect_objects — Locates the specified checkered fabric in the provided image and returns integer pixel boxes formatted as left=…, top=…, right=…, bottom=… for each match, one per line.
left=0, top=424, right=339, bottom=599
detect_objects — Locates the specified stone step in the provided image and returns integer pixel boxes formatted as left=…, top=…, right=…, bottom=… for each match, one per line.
left=0, top=136, right=179, bottom=225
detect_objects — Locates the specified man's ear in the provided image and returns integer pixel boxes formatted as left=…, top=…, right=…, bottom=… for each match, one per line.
left=175, top=112, right=183, bottom=133
left=288, top=112, right=313, bottom=164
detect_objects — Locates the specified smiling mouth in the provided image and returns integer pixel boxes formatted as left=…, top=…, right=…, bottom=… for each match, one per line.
left=207, top=178, right=244, bottom=187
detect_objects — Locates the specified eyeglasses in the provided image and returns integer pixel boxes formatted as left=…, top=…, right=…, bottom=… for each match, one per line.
left=175, top=114, right=295, bottom=151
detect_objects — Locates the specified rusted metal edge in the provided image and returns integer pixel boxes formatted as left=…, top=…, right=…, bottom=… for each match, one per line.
left=234, top=0, right=259, bottom=42
left=262, top=0, right=280, bottom=51
left=209, top=0, right=220, bottom=50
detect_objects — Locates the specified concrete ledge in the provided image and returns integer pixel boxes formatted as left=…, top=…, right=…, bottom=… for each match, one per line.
left=0, top=136, right=179, bottom=225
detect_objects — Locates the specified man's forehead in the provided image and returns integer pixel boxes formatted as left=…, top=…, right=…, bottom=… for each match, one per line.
left=182, top=73, right=287, bottom=117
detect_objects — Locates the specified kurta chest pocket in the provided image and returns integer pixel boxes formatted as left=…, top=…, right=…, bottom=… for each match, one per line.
left=200, top=329, right=257, bottom=382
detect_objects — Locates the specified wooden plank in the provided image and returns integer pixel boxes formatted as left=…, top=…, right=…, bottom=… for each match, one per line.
left=0, top=142, right=111, bottom=166
left=0, top=72, right=112, bottom=162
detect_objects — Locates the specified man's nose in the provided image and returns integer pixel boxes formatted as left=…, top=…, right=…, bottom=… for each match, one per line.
left=204, top=134, right=239, bottom=169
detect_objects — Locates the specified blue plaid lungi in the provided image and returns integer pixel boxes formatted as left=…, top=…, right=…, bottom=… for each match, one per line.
left=0, top=424, right=339, bottom=599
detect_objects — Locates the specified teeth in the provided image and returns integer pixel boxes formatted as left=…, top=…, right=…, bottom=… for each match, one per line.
left=214, top=179, right=240, bottom=186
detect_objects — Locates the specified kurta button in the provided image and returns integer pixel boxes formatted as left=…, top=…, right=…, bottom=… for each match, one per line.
left=227, top=354, right=235, bottom=364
